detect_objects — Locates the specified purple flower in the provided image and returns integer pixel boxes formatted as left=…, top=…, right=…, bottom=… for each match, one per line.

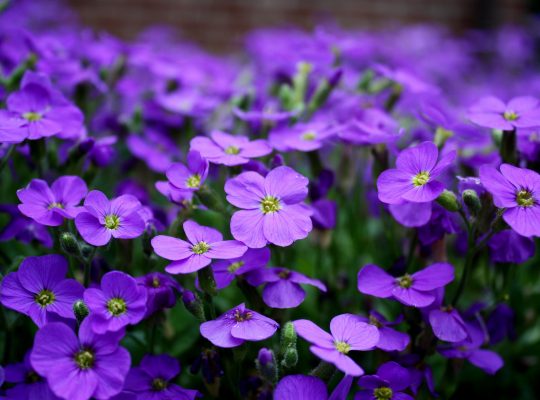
left=4, top=350, right=61, bottom=400
left=17, top=176, right=87, bottom=227
left=0, top=254, right=83, bottom=327
left=479, top=163, right=540, bottom=237
left=151, top=219, right=247, bottom=274
left=0, top=80, right=83, bottom=141
left=246, top=267, right=326, bottom=309
left=127, top=129, right=179, bottom=173
left=488, top=229, right=535, bottom=263
left=84, top=271, right=147, bottom=333
left=468, top=96, right=540, bottom=130
left=294, top=314, right=379, bottom=376
left=438, top=318, right=503, bottom=375
left=357, top=263, right=454, bottom=308
left=428, top=306, right=468, bottom=343
left=274, top=374, right=354, bottom=400
left=225, top=166, right=313, bottom=248
left=356, top=361, right=414, bottom=400
left=268, top=121, right=336, bottom=152
left=75, top=190, right=145, bottom=246
left=356, top=311, right=410, bottom=352
left=0, top=204, right=53, bottom=247
left=136, top=272, right=182, bottom=317
left=200, top=303, right=279, bottom=348
left=124, top=354, right=199, bottom=399
left=211, top=248, right=271, bottom=290
left=377, top=142, right=455, bottom=204
left=30, top=320, right=131, bottom=400
left=166, top=150, right=209, bottom=192
left=190, top=131, right=272, bottom=166
left=388, top=200, right=432, bottom=228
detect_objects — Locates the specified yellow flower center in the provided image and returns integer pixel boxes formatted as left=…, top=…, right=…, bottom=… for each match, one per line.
left=227, top=260, right=245, bottom=273
left=334, top=341, right=351, bottom=354
left=225, top=146, right=240, bottom=155
left=186, top=174, right=201, bottom=188
left=105, top=214, right=120, bottom=230
left=151, top=378, right=168, bottom=391
left=503, top=110, right=519, bottom=121
left=23, top=112, right=42, bottom=122
left=107, top=297, right=127, bottom=316
left=516, top=189, right=534, bottom=207
left=301, top=131, right=317, bottom=141
left=398, top=274, right=413, bottom=288
left=260, top=196, right=280, bottom=214
left=48, top=202, right=64, bottom=210
left=412, top=171, right=430, bottom=187
left=374, top=387, right=393, bottom=400
left=35, top=289, right=55, bottom=306
left=152, top=276, right=161, bottom=288
left=74, top=349, right=95, bottom=370
left=192, top=241, right=210, bottom=255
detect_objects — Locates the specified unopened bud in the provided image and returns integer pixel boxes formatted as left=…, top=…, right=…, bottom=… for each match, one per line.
left=182, top=290, right=206, bottom=321
left=73, top=300, right=89, bottom=324
left=60, top=232, right=81, bottom=258
left=437, top=190, right=461, bottom=212
left=256, top=348, right=278, bottom=383
left=281, top=347, right=298, bottom=369
left=462, top=189, right=481, bottom=216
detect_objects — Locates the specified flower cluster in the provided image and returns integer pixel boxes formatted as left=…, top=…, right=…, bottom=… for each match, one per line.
left=0, top=1, right=538, bottom=399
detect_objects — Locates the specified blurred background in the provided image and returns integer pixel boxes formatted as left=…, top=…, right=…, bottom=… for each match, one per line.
left=68, top=0, right=533, bottom=52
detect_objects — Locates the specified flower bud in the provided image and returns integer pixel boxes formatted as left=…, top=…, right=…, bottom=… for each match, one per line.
left=73, top=300, right=89, bottom=324
left=280, top=322, right=298, bottom=368
left=182, top=290, right=206, bottom=321
left=60, top=232, right=81, bottom=258
left=437, top=190, right=461, bottom=212
left=281, top=347, right=298, bottom=369
left=462, top=189, right=481, bottom=216
left=256, top=348, right=278, bottom=383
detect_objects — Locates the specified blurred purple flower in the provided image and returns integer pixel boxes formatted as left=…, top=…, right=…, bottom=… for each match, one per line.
left=357, top=263, right=454, bottom=308
left=246, top=266, right=326, bottom=309
left=468, top=96, right=540, bottom=130
left=17, top=176, right=87, bottom=226
left=211, top=247, right=270, bottom=290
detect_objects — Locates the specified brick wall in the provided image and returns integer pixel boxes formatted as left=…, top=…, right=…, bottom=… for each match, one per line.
left=68, top=0, right=527, bottom=52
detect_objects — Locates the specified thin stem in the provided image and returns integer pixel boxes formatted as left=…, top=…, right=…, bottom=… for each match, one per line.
left=83, top=247, right=97, bottom=287
left=0, top=144, right=15, bottom=173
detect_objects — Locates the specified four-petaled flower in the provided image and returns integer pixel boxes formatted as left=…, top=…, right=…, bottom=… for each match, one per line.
left=294, top=314, right=380, bottom=376
left=75, top=190, right=146, bottom=246
left=151, top=220, right=247, bottom=274
left=190, top=130, right=272, bottom=166
left=124, top=354, right=199, bottom=399
left=356, top=361, right=414, bottom=400
left=479, top=163, right=540, bottom=237
left=0, top=254, right=84, bottom=327
left=246, top=266, right=327, bottom=309
left=357, top=263, right=454, bottom=308
left=30, top=320, right=131, bottom=400
left=200, top=303, right=279, bottom=348
left=468, top=96, right=540, bottom=130
left=377, top=141, right=455, bottom=204
left=17, top=176, right=87, bottom=226
left=225, top=166, right=313, bottom=248
left=166, top=150, right=209, bottom=192
left=84, top=271, right=147, bottom=333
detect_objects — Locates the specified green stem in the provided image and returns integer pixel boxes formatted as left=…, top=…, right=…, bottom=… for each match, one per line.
left=0, top=144, right=15, bottom=173
left=83, top=247, right=97, bottom=287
